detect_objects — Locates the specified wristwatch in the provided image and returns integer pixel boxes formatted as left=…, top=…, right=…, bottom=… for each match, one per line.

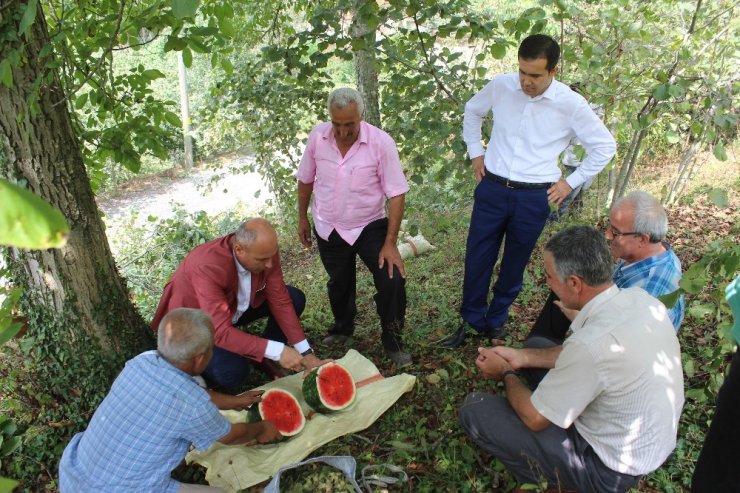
left=501, top=369, right=519, bottom=382
left=300, top=348, right=314, bottom=357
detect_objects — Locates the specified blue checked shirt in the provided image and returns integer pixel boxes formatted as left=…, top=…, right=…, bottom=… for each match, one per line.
left=59, top=351, right=231, bottom=492
left=613, top=244, right=685, bottom=331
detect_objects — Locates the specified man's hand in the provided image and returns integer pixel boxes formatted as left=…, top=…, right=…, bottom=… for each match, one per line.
left=231, top=390, right=264, bottom=411
left=547, top=177, right=573, bottom=206
left=279, top=346, right=303, bottom=372
left=252, top=421, right=282, bottom=445
left=300, top=353, right=327, bottom=372
left=475, top=346, right=513, bottom=380
left=554, top=299, right=579, bottom=321
left=297, top=216, right=312, bottom=248
left=471, top=156, right=485, bottom=183
left=490, top=346, right=528, bottom=370
left=378, top=242, right=405, bottom=279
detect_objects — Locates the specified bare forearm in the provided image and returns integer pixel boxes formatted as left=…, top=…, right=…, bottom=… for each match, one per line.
left=297, top=181, right=313, bottom=219
left=504, top=375, right=550, bottom=431
left=218, top=422, right=263, bottom=445
left=385, top=194, right=405, bottom=245
left=521, top=346, right=563, bottom=369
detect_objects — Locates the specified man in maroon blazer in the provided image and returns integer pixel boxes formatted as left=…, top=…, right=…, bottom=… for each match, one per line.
left=151, top=218, right=323, bottom=389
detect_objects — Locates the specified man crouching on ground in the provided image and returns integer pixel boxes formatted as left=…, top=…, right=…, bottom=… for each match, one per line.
left=59, top=308, right=281, bottom=492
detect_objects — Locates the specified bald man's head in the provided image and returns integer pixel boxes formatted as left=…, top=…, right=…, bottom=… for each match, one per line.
left=233, top=218, right=279, bottom=273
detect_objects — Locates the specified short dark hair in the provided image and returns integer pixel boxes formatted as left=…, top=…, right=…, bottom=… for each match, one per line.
left=545, top=226, right=613, bottom=286
left=518, top=34, right=560, bottom=71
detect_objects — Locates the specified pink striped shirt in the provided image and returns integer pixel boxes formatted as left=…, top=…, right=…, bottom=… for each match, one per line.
left=296, top=121, right=409, bottom=245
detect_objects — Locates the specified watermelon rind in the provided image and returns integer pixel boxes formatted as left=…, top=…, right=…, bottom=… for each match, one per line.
left=248, top=388, right=305, bottom=437
left=302, top=362, right=356, bottom=413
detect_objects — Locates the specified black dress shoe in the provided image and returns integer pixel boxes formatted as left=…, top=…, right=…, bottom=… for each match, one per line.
left=439, top=321, right=475, bottom=348
left=485, top=325, right=507, bottom=341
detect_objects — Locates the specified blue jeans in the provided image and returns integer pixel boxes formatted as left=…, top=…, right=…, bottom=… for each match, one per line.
left=461, top=179, right=549, bottom=330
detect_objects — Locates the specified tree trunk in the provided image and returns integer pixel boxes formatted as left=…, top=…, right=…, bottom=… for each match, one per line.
left=177, top=51, right=194, bottom=171
left=351, top=0, right=381, bottom=127
left=0, top=3, right=152, bottom=359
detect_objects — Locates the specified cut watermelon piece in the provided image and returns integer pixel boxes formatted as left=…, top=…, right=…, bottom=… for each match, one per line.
left=248, top=388, right=305, bottom=437
left=302, top=362, right=356, bottom=413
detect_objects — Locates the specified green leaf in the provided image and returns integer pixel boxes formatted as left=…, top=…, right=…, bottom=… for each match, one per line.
left=219, top=17, right=236, bottom=37
left=171, top=0, right=199, bottom=19
left=658, top=289, right=681, bottom=309
left=74, top=92, right=88, bottom=109
left=18, top=0, right=38, bottom=38
left=141, top=69, right=165, bottom=80
left=491, top=43, right=506, bottom=59
left=0, top=321, right=23, bottom=346
left=164, top=111, right=182, bottom=128
left=0, top=179, right=69, bottom=249
left=664, top=131, right=679, bottom=144
left=708, top=188, right=729, bottom=209
left=0, top=477, right=19, bottom=493
left=689, top=303, right=713, bottom=320
left=164, top=36, right=188, bottom=52
left=0, top=60, right=13, bottom=89
left=652, top=84, right=668, bottom=101
left=683, top=357, right=695, bottom=378
left=425, top=373, right=441, bottom=384
left=0, top=436, right=19, bottom=456
left=220, top=58, right=234, bottom=75
left=182, top=47, right=193, bottom=68
left=713, top=142, right=727, bottom=161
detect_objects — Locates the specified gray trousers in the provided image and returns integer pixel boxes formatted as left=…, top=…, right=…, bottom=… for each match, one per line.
left=459, top=393, right=640, bottom=493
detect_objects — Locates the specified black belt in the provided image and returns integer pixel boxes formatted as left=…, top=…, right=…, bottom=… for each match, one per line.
left=485, top=170, right=551, bottom=189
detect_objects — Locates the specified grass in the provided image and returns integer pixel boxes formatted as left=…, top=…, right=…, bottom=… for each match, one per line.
left=208, top=183, right=735, bottom=492
left=3, top=147, right=737, bottom=491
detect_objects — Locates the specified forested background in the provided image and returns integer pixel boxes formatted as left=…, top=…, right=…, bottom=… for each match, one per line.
left=0, top=0, right=737, bottom=490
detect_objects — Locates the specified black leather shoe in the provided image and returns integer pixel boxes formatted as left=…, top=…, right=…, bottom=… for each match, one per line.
left=439, top=321, right=475, bottom=348
left=485, top=325, right=507, bottom=341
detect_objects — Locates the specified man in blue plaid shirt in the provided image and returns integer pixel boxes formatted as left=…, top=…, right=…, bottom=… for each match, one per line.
left=59, top=308, right=281, bottom=492
left=528, top=190, right=684, bottom=346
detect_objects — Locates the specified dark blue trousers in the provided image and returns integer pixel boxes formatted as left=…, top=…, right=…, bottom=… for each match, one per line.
left=461, top=179, right=549, bottom=331
left=202, top=285, right=306, bottom=391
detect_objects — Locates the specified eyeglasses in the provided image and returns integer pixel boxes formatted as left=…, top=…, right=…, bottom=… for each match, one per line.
left=606, top=224, right=642, bottom=238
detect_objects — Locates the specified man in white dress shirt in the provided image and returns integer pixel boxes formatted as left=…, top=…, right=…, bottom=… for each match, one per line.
left=460, top=226, right=684, bottom=492
left=441, top=34, right=616, bottom=348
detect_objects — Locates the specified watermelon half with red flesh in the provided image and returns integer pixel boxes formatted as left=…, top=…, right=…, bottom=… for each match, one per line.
left=248, top=388, right=305, bottom=437
left=302, top=362, right=356, bottom=413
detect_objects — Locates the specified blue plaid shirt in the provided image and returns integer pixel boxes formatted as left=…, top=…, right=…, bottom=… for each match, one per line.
left=59, top=351, right=231, bottom=492
left=613, top=244, right=684, bottom=331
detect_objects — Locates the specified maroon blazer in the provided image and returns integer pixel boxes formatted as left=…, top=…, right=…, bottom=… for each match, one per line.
left=151, top=234, right=306, bottom=361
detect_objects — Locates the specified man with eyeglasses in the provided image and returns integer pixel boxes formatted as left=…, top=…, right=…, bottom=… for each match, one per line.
left=527, top=191, right=684, bottom=357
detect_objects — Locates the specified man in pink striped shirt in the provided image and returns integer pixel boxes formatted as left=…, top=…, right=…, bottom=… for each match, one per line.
left=296, top=88, right=411, bottom=366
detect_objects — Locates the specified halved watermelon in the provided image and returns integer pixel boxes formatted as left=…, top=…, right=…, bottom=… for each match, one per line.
left=248, top=388, right=305, bottom=437
left=302, top=362, right=356, bottom=413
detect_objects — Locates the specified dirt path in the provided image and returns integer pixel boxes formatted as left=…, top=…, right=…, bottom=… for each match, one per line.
left=97, top=153, right=273, bottom=232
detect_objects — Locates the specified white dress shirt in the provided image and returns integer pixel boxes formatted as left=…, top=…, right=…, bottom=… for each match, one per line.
left=462, top=73, right=616, bottom=188
left=232, top=255, right=294, bottom=361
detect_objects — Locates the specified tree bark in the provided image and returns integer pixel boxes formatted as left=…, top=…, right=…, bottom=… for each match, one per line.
left=177, top=51, right=194, bottom=171
left=351, top=0, right=381, bottom=128
left=0, top=2, right=152, bottom=355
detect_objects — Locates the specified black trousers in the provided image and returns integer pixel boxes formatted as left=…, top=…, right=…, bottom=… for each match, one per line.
left=692, top=349, right=740, bottom=492
left=528, top=291, right=571, bottom=342
left=201, top=285, right=306, bottom=390
left=314, top=218, right=406, bottom=351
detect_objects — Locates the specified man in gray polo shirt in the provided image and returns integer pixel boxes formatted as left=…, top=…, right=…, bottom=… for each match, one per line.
left=459, top=226, right=684, bottom=493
